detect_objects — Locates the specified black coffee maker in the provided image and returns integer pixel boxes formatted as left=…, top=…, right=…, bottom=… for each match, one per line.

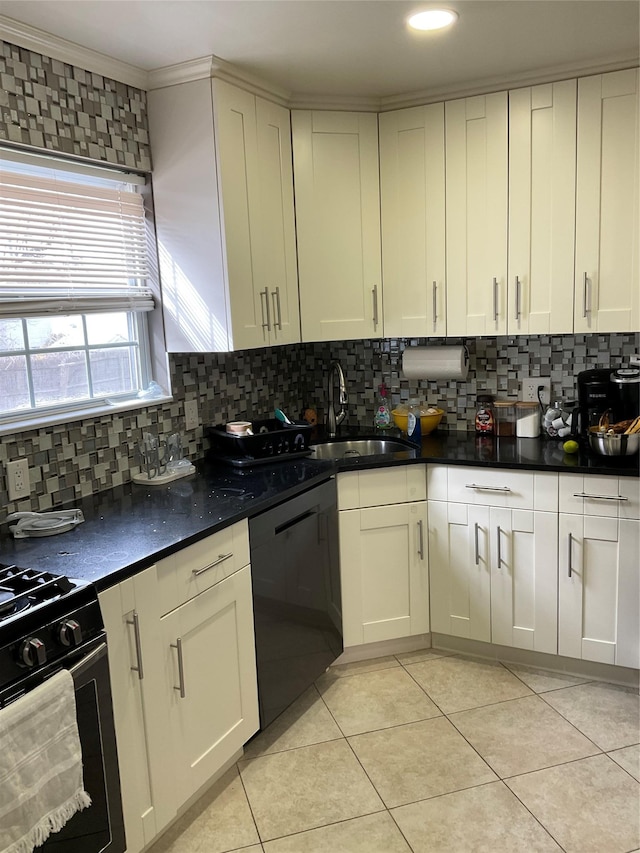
left=577, top=367, right=640, bottom=436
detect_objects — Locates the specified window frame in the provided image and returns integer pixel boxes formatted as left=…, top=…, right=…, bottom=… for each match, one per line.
left=0, top=144, right=171, bottom=434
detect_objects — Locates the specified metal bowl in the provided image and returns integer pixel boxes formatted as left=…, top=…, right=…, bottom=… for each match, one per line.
left=588, top=428, right=640, bottom=456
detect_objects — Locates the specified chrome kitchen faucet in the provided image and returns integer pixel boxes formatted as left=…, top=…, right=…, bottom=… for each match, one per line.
left=327, top=361, right=348, bottom=437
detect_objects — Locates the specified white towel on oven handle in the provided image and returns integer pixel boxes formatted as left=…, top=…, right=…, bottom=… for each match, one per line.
left=0, top=669, right=91, bottom=853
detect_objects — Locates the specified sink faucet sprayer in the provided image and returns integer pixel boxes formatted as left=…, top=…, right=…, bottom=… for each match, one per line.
left=327, top=361, right=348, bottom=437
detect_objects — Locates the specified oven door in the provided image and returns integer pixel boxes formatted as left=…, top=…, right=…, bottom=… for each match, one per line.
left=36, top=635, right=126, bottom=853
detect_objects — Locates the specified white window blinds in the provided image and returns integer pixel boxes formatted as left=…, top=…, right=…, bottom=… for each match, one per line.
left=0, top=153, right=155, bottom=317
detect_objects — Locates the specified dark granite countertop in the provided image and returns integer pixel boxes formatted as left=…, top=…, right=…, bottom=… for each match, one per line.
left=1, top=429, right=636, bottom=592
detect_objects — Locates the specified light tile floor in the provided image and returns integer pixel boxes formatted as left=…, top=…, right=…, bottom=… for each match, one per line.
left=148, top=651, right=640, bottom=853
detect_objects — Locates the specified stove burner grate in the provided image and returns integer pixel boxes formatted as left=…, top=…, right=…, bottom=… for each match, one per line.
left=0, top=564, right=75, bottom=622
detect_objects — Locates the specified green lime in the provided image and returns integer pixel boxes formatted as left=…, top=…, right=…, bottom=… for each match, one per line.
left=563, top=440, right=579, bottom=454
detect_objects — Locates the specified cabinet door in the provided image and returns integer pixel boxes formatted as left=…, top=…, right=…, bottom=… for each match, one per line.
left=445, top=92, right=508, bottom=336
left=574, top=69, right=640, bottom=332
left=148, top=79, right=230, bottom=352
left=559, top=515, right=639, bottom=667
left=508, top=81, right=576, bottom=334
left=339, top=502, right=428, bottom=646
left=428, top=501, right=491, bottom=642
left=292, top=110, right=382, bottom=341
left=213, top=80, right=264, bottom=350
left=255, top=96, right=301, bottom=345
left=379, top=104, right=446, bottom=337
left=99, top=569, right=160, bottom=853
left=159, top=566, right=259, bottom=806
left=490, top=509, right=558, bottom=654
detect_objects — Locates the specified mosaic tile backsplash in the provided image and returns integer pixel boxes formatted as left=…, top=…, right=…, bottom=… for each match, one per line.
left=0, top=39, right=151, bottom=170
left=1, top=333, right=638, bottom=516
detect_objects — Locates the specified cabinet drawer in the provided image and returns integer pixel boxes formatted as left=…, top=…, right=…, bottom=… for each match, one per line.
left=155, top=520, right=250, bottom=615
left=444, top=466, right=557, bottom=511
left=337, top=466, right=427, bottom=509
left=559, top=474, right=640, bottom=519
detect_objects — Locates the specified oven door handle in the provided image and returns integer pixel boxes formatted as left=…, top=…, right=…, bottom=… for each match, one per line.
left=69, top=639, right=107, bottom=678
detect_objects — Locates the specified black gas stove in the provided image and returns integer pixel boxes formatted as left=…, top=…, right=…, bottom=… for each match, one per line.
left=0, top=562, right=103, bottom=699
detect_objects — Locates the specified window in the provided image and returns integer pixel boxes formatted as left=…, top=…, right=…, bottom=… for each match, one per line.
left=0, top=148, right=167, bottom=428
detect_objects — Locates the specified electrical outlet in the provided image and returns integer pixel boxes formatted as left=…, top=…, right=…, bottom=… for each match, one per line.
left=7, top=458, right=30, bottom=501
left=184, top=399, right=199, bottom=431
left=521, top=378, right=551, bottom=407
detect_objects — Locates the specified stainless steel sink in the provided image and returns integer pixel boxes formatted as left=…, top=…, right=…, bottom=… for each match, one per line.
left=310, top=437, right=416, bottom=460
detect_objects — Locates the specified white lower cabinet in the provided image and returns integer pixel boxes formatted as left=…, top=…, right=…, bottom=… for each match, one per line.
left=559, top=514, right=639, bottom=669
left=428, top=501, right=558, bottom=652
left=428, top=466, right=639, bottom=669
left=99, top=522, right=259, bottom=853
left=428, top=466, right=559, bottom=654
left=99, top=567, right=159, bottom=853
left=338, top=467, right=429, bottom=647
left=158, top=566, right=259, bottom=805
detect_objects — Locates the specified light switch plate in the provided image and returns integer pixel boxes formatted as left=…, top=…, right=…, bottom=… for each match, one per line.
left=184, top=399, right=199, bottom=431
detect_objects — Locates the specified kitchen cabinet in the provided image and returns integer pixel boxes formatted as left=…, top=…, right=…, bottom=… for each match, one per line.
left=99, top=520, right=259, bottom=850
left=574, top=69, right=640, bottom=333
left=379, top=104, right=446, bottom=337
left=508, top=80, right=577, bottom=334
left=445, top=92, right=508, bottom=336
left=337, top=467, right=429, bottom=646
left=428, top=466, right=559, bottom=654
left=148, top=77, right=300, bottom=352
left=158, top=565, right=259, bottom=800
left=99, top=568, right=161, bottom=853
left=292, top=110, right=383, bottom=342
left=558, top=474, right=640, bottom=668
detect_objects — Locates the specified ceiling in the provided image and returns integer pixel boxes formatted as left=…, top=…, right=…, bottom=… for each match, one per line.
left=1, top=0, right=639, bottom=103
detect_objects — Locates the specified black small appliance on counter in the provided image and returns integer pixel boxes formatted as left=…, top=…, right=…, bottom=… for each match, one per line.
left=577, top=367, right=640, bottom=436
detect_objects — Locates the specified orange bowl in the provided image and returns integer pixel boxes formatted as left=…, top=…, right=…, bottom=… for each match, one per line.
left=391, top=408, right=444, bottom=435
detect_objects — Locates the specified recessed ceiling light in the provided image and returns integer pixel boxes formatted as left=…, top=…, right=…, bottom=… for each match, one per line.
left=407, top=9, right=459, bottom=31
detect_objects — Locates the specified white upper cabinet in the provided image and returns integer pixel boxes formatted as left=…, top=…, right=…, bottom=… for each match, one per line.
left=148, top=78, right=300, bottom=352
left=508, top=80, right=577, bottom=334
left=445, top=92, right=508, bottom=337
left=379, top=104, right=446, bottom=337
left=574, top=69, right=640, bottom=333
left=292, top=110, right=383, bottom=342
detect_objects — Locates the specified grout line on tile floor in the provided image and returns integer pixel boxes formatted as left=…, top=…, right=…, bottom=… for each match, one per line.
left=235, top=758, right=265, bottom=846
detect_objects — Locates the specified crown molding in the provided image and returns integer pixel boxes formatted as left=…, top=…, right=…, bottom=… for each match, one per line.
left=378, top=53, right=640, bottom=111
left=0, top=14, right=148, bottom=89
left=288, top=93, right=382, bottom=112
left=147, top=55, right=291, bottom=106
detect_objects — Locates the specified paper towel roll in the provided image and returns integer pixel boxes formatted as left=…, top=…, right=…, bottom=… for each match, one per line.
left=402, top=345, right=469, bottom=381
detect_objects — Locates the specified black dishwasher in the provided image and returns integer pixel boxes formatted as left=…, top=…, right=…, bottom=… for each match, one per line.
left=248, top=478, right=342, bottom=729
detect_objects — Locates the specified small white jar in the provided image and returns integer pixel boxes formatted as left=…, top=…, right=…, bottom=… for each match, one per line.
left=516, top=402, right=541, bottom=438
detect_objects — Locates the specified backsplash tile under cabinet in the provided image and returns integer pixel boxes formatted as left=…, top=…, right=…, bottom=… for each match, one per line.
left=3, top=331, right=637, bottom=518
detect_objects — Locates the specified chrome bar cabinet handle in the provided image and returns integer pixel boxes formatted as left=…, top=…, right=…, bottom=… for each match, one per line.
left=572, top=493, right=628, bottom=502
left=260, top=288, right=271, bottom=332
left=567, top=532, right=573, bottom=578
left=474, top=522, right=480, bottom=566
left=515, top=276, right=521, bottom=320
left=126, top=611, right=144, bottom=680
left=192, top=552, right=233, bottom=576
left=432, top=281, right=438, bottom=329
left=372, top=285, right=379, bottom=327
left=272, top=286, right=282, bottom=331
left=417, top=519, right=424, bottom=560
left=493, top=277, right=499, bottom=322
left=171, top=638, right=186, bottom=699
left=496, top=525, right=503, bottom=569
left=582, top=272, right=589, bottom=318
left=466, top=484, right=512, bottom=493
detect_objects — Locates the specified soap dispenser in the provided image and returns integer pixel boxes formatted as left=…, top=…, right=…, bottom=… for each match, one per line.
left=374, top=382, right=392, bottom=430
